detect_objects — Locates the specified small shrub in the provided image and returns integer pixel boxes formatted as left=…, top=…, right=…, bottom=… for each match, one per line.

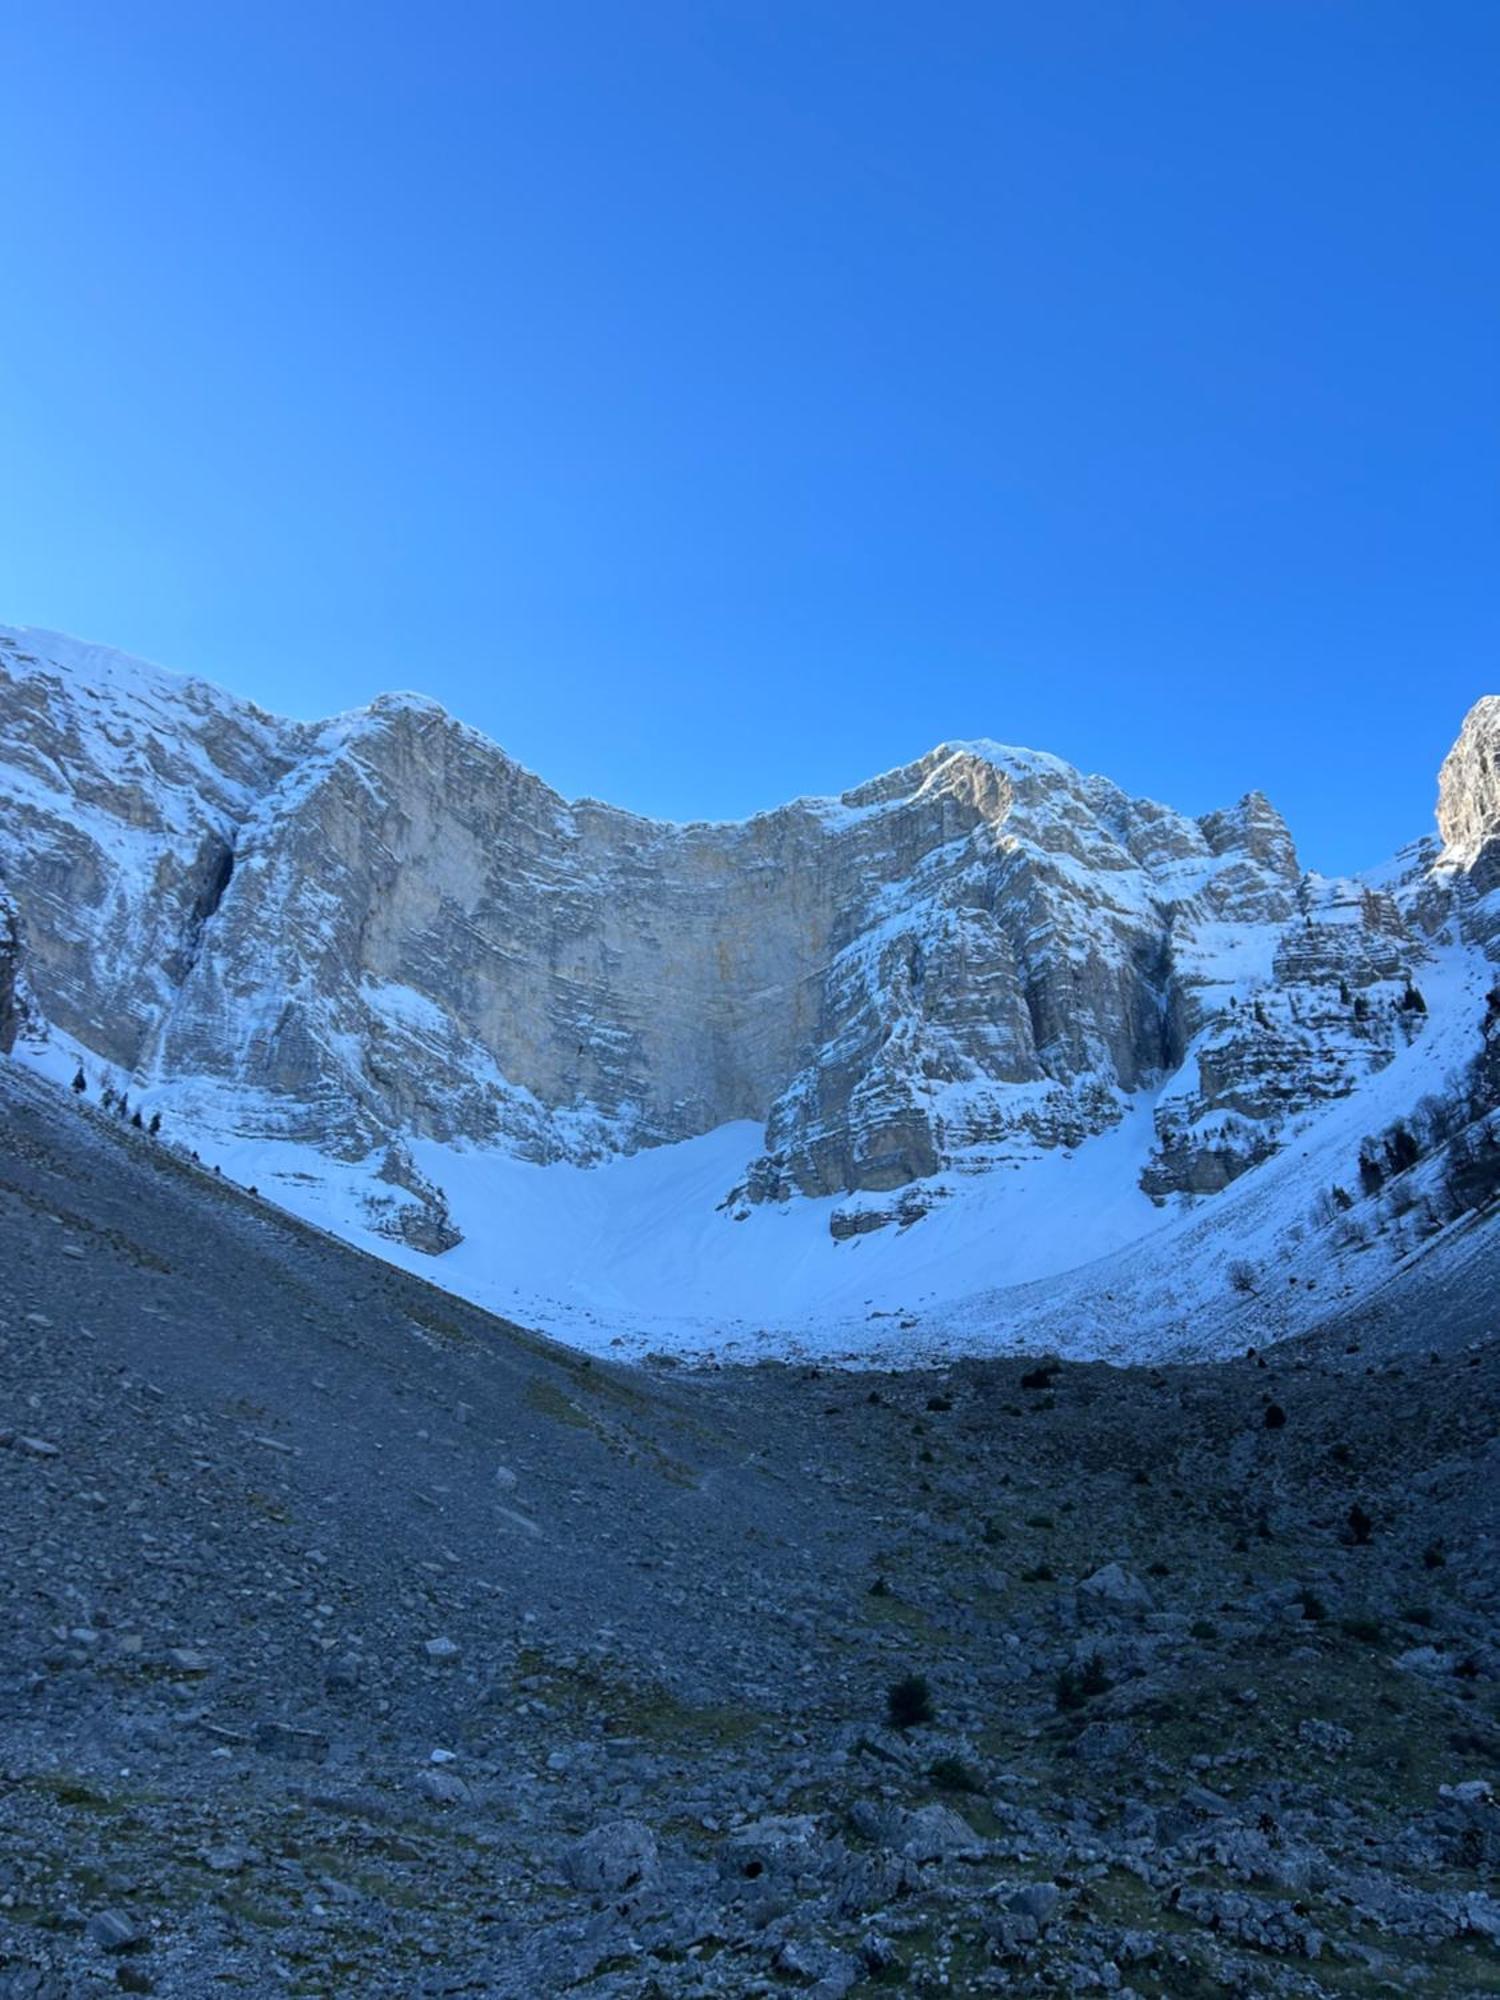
left=1263, top=1403, right=1287, bottom=1430
left=1020, top=1364, right=1058, bottom=1392
left=1056, top=1653, right=1111, bottom=1711
left=1345, top=1503, right=1374, bottom=1546
left=928, top=1755, right=982, bottom=1794
left=1296, top=1587, right=1327, bottom=1622
left=1400, top=1605, right=1435, bottom=1628
left=925, top=1394, right=953, bottom=1412
left=1020, top=1563, right=1055, bottom=1584
left=1423, top=1539, right=1447, bottom=1571
left=1190, top=1618, right=1218, bottom=1642
left=1340, top=1615, right=1385, bottom=1645
left=887, top=1673, right=935, bottom=1731
left=71, top=1068, right=86, bottom=1095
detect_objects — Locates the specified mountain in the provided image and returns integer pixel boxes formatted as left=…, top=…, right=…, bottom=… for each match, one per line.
left=2, top=620, right=1497, bottom=1359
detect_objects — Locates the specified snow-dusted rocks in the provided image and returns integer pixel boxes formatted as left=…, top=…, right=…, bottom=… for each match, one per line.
left=0, top=626, right=300, bottom=1073
left=1, top=620, right=1496, bottom=1360
left=1, top=625, right=1331, bottom=1209
left=1438, top=697, right=1500, bottom=868
left=1439, top=696, right=1500, bottom=948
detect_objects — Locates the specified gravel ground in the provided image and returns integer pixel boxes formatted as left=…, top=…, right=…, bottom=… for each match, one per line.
left=1, top=1064, right=1497, bottom=1997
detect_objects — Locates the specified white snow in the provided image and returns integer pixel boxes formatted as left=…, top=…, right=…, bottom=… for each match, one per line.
left=6, top=620, right=1496, bottom=1370
left=23, top=936, right=1481, bottom=1369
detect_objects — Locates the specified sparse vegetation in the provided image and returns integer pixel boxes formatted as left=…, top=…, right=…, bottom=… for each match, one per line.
left=1345, top=1501, right=1375, bottom=1546
left=1055, top=1652, right=1111, bottom=1711
left=886, top=1673, right=935, bottom=1731
left=927, top=1755, right=982, bottom=1794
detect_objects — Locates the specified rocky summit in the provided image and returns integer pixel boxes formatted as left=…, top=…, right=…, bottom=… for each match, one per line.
left=1, top=625, right=1499, bottom=1997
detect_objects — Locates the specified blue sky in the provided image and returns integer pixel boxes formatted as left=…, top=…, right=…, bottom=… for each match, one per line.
left=2, top=2, right=1495, bottom=870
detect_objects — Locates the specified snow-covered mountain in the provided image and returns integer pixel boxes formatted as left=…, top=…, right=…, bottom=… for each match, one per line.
left=2, top=620, right=1497, bottom=1362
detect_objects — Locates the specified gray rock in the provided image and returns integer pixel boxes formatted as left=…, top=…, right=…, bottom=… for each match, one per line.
left=562, top=1819, right=660, bottom=1895
left=892, top=1802, right=987, bottom=1863
left=86, top=1909, right=139, bottom=1953
left=1079, top=1563, right=1154, bottom=1615
left=1297, top=1717, right=1353, bottom=1757
left=253, top=1720, right=329, bottom=1760
left=415, top=1768, right=470, bottom=1806
left=1007, top=1880, right=1062, bottom=1924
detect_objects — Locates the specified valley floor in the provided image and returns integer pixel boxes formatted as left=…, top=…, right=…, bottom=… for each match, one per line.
left=1, top=1064, right=1498, bottom=1997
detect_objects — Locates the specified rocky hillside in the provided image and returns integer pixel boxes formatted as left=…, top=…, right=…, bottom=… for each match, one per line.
left=1, top=1059, right=1498, bottom=1997
left=1, top=622, right=1497, bottom=1354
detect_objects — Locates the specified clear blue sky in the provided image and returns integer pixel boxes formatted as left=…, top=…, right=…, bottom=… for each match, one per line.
left=2, top=3, right=1495, bottom=870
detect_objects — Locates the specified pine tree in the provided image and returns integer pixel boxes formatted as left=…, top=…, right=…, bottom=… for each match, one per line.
left=71, top=1068, right=87, bottom=1094
left=149, top=1111, right=162, bottom=1136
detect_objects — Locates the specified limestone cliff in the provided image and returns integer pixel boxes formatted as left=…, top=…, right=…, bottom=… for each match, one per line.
left=0, top=624, right=1492, bottom=1244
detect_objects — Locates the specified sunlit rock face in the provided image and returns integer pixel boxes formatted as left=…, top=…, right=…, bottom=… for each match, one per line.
left=0, top=623, right=1488, bottom=1232
left=1439, top=697, right=1500, bottom=950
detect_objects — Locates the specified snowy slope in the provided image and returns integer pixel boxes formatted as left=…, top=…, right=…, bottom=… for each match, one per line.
left=3, top=620, right=1498, bottom=1363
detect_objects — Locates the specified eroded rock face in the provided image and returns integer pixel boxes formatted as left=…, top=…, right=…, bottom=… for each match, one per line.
left=0, top=628, right=301, bottom=1072
left=1439, top=697, right=1500, bottom=947
left=1439, top=697, right=1500, bottom=861
left=0, top=623, right=1488, bottom=1223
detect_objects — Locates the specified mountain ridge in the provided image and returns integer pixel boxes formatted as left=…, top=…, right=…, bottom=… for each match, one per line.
left=2, top=619, right=1496, bottom=1361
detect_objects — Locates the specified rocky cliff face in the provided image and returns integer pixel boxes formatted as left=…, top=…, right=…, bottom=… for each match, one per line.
left=1439, top=695, right=1500, bottom=950
left=0, top=623, right=1493, bottom=1247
